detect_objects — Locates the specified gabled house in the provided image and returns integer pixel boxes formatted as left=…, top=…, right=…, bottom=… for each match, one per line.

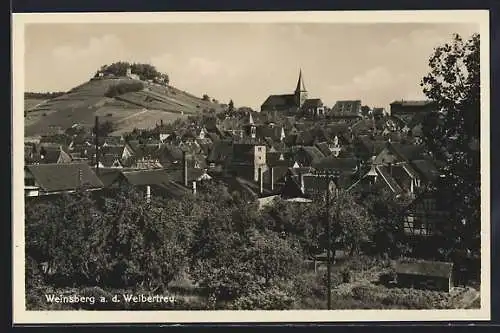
left=207, top=140, right=233, bottom=169
left=281, top=169, right=354, bottom=200
left=230, top=143, right=267, bottom=181
left=330, top=100, right=362, bottom=117
left=25, top=162, right=103, bottom=197
left=353, top=135, right=388, bottom=163
left=293, top=146, right=325, bottom=167
left=302, top=98, right=325, bottom=117
left=390, top=100, right=436, bottom=124
left=401, top=188, right=452, bottom=240
left=312, top=156, right=360, bottom=176
left=350, top=143, right=440, bottom=199
left=32, top=145, right=73, bottom=165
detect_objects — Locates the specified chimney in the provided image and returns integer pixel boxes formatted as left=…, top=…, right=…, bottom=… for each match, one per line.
left=183, top=151, right=188, bottom=187
left=300, top=173, right=305, bottom=194
left=270, top=167, right=275, bottom=191
left=192, top=181, right=197, bottom=195
left=146, top=185, right=151, bottom=203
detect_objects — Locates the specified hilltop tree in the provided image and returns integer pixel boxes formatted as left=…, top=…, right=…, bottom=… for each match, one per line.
left=228, top=99, right=235, bottom=112
left=420, top=33, right=481, bottom=262
left=97, top=61, right=169, bottom=82
left=202, top=94, right=210, bottom=101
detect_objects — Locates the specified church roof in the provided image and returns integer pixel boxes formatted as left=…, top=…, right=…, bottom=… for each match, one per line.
left=261, top=94, right=296, bottom=109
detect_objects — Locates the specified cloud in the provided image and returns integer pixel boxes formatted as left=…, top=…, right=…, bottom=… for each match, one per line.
left=149, top=53, right=174, bottom=73
left=329, top=66, right=395, bottom=95
left=52, top=34, right=123, bottom=60
left=187, top=57, right=222, bottom=77
left=352, top=66, right=394, bottom=91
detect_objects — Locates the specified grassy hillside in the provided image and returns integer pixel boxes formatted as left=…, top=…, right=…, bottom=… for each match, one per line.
left=25, top=98, right=47, bottom=112
left=24, top=77, right=225, bottom=136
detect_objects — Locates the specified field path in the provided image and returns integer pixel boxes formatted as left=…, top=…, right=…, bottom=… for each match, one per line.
left=114, top=109, right=149, bottom=124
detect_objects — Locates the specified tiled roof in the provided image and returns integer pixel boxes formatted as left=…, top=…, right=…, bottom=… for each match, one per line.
left=295, top=131, right=315, bottom=146
left=37, top=146, right=72, bottom=164
left=99, top=145, right=123, bottom=158
left=301, top=146, right=326, bottom=164
left=315, top=142, right=332, bottom=157
left=99, top=154, right=122, bottom=168
left=121, top=169, right=174, bottom=186
left=302, top=98, right=323, bottom=109
left=395, top=260, right=453, bottom=278
left=207, top=141, right=233, bottom=163
left=331, top=100, right=362, bottom=115
left=95, top=168, right=123, bottom=187
left=390, top=100, right=435, bottom=107
left=261, top=94, right=296, bottom=109
left=256, top=125, right=284, bottom=142
left=357, top=136, right=388, bottom=156
left=26, top=162, right=103, bottom=192
left=267, top=151, right=292, bottom=167
left=389, top=143, right=427, bottom=162
left=325, top=123, right=349, bottom=135
left=312, top=156, right=359, bottom=173
left=376, top=165, right=403, bottom=193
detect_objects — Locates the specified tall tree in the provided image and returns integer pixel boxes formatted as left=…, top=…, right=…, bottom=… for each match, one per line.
left=420, top=33, right=481, bottom=260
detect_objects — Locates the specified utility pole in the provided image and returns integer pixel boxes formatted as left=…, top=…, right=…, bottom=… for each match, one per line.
left=94, top=116, right=100, bottom=176
left=324, top=169, right=340, bottom=310
left=325, top=170, right=332, bottom=310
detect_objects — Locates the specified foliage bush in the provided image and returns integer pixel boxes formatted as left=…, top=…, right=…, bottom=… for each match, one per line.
left=105, top=82, right=145, bottom=98
left=229, top=286, right=296, bottom=310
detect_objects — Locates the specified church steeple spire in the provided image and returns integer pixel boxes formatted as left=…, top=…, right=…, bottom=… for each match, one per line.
left=294, top=68, right=308, bottom=108
left=295, top=68, right=307, bottom=93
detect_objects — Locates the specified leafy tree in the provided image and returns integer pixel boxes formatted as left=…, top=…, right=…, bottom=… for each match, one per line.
left=94, top=120, right=115, bottom=137
left=420, top=33, right=480, bottom=261
left=104, top=81, right=145, bottom=97
left=202, top=94, right=210, bottom=101
left=262, top=198, right=320, bottom=255
left=228, top=99, right=234, bottom=112
left=25, top=191, right=104, bottom=285
left=102, top=61, right=130, bottom=77
left=97, top=187, right=188, bottom=291
left=360, top=190, right=409, bottom=258
left=189, top=185, right=303, bottom=305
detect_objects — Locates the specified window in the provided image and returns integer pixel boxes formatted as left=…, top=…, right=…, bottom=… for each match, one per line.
left=257, top=147, right=262, bottom=152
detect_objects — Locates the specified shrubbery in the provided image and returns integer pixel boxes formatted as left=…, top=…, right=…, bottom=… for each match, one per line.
left=229, top=287, right=296, bottom=310
left=25, top=185, right=307, bottom=310
left=105, top=82, right=145, bottom=97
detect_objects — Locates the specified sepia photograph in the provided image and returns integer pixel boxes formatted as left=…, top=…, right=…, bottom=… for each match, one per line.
left=12, top=10, right=490, bottom=324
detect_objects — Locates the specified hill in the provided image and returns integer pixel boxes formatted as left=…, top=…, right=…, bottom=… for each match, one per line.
left=24, top=77, right=226, bottom=136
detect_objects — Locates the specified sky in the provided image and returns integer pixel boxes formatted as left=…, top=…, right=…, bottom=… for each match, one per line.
left=25, top=23, right=479, bottom=110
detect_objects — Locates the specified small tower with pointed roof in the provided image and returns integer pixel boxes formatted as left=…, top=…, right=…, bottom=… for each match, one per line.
left=294, top=69, right=308, bottom=109
left=246, top=112, right=256, bottom=139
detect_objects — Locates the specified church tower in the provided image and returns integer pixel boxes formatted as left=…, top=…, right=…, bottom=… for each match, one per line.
left=294, top=69, right=308, bottom=108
